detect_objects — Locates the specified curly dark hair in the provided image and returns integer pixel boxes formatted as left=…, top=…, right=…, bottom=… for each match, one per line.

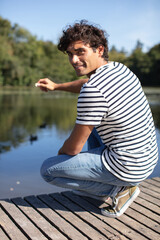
left=58, top=20, right=109, bottom=61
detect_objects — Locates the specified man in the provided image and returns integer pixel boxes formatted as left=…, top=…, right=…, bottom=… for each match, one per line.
left=36, top=20, right=158, bottom=218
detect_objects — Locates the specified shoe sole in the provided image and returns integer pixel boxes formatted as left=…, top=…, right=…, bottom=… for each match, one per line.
left=101, top=187, right=140, bottom=218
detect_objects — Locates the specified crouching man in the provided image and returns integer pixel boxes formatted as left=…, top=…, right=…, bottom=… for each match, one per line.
left=36, top=20, right=158, bottom=218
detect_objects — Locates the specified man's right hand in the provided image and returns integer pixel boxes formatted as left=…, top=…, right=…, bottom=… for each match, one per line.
left=35, top=78, right=57, bottom=92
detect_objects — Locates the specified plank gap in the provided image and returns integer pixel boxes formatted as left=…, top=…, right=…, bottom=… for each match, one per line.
left=25, top=195, right=72, bottom=240
left=37, top=194, right=88, bottom=240
left=0, top=202, right=32, bottom=239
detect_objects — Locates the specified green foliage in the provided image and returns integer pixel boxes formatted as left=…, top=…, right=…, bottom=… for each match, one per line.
left=109, top=40, right=160, bottom=86
left=109, top=46, right=127, bottom=63
left=0, top=16, right=160, bottom=86
left=147, top=44, right=160, bottom=86
left=0, top=16, right=76, bottom=86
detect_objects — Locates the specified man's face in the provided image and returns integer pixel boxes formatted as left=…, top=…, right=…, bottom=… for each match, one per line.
left=66, top=41, right=105, bottom=77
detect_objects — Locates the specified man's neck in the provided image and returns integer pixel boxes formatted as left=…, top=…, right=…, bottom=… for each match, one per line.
left=87, top=60, right=108, bottom=78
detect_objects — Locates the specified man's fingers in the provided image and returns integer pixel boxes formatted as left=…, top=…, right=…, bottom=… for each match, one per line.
left=35, top=78, right=53, bottom=91
left=35, top=83, right=41, bottom=87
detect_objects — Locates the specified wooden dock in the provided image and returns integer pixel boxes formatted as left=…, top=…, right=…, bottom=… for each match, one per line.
left=0, top=177, right=160, bottom=240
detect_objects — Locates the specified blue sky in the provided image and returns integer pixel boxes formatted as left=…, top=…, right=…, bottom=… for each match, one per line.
left=0, top=0, right=160, bottom=53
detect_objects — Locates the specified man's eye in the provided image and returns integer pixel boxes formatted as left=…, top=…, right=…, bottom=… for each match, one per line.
left=77, top=50, right=85, bottom=55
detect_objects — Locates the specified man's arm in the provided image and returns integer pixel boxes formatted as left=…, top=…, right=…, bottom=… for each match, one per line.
left=58, top=124, right=94, bottom=155
left=36, top=78, right=88, bottom=93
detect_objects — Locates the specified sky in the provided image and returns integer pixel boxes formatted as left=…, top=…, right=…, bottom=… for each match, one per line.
left=0, top=0, right=160, bottom=53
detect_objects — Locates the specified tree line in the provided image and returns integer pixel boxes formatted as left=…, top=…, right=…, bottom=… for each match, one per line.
left=0, top=16, right=159, bottom=86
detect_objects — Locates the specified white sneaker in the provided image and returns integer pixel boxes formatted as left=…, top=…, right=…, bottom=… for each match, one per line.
left=101, top=186, right=140, bottom=218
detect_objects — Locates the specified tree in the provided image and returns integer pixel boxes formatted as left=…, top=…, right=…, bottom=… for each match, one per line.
left=126, top=40, right=151, bottom=85
left=147, top=44, right=160, bottom=86
left=109, top=45, right=127, bottom=63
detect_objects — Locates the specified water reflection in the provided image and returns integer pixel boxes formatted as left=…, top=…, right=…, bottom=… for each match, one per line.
left=0, top=90, right=78, bottom=152
left=0, top=90, right=160, bottom=152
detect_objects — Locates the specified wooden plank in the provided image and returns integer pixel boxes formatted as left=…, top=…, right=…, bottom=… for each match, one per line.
left=0, top=178, right=159, bottom=240
left=152, top=177, right=160, bottom=183
left=118, top=212, right=159, bottom=240
left=0, top=207, right=27, bottom=240
left=81, top=183, right=160, bottom=240
left=140, top=185, right=160, bottom=199
left=126, top=206, right=160, bottom=235
left=25, top=195, right=88, bottom=240
left=0, top=227, right=10, bottom=240
left=50, top=192, right=124, bottom=240
left=145, top=178, right=160, bottom=187
left=131, top=201, right=160, bottom=224
left=75, top=193, right=160, bottom=240
left=140, top=181, right=160, bottom=193
left=0, top=199, right=47, bottom=240
left=12, top=197, right=67, bottom=240
left=38, top=193, right=109, bottom=240
left=63, top=191, right=147, bottom=240
left=138, top=191, right=160, bottom=207
left=135, top=195, right=160, bottom=215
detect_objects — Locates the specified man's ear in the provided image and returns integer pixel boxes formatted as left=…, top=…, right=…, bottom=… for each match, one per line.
left=98, top=45, right=104, bottom=57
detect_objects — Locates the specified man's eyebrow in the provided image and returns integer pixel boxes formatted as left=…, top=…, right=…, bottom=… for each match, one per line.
left=75, top=47, right=85, bottom=51
left=66, top=47, right=85, bottom=54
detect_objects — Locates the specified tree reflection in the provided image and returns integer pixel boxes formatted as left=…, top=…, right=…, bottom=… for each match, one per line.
left=150, top=105, right=160, bottom=129
left=0, top=90, right=160, bottom=153
left=0, top=90, right=78, bottom=152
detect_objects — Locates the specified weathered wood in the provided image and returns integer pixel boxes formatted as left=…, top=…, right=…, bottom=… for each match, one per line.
left=135, top=194, right=160, bottom=215
left=0, top=178, right=160, bottom=240
left=25, top=195, right=88, bottom=240
left=138, top=191, right=160, bottom=207
left=140, top=181, right=160, bottom=193
left=126, top=206, right=160, bottom=237
left=140, top=185, right=160, bottom=199
left=0, top=207, right=27, bottom=240
left=131, top=201, right=160, bottom=224
left=145, top=178, right=160, bottom=188
left=152, top=177, right=160, bottom=183
left=51, top=192, right=123, bottom=240
left=0, top=227, right=10, bottom=240
left=0, top=199, right=47, bottom=240
left=12, top=197, right=67, bottom=240
left=38, top=193, right=108, bottom=240
left=63, top=191, right=146, bottom=240
left=117, top=213, right=159, bottom=240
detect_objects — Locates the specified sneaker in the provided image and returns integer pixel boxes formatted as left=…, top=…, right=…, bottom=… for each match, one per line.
left=73, top=190, right=110, bottom=202
left=101, top=186, right=140, bottom=218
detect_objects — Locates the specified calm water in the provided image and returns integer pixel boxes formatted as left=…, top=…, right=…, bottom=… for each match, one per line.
left=0, top=89, right=160, bottom=199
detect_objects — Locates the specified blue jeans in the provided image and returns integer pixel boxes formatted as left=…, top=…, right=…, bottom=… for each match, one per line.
left=41, top=129, right=138, bottom=197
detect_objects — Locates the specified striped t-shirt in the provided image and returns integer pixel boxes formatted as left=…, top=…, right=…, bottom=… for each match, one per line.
left=76, top=62, right=158, bottom=182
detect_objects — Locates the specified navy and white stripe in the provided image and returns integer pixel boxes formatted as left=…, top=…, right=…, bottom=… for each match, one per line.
left=76, top=62, right=158, bottom=182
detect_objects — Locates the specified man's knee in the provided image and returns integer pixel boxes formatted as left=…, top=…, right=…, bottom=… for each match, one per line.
left=40, top=159, right=50, bottom=182
left=40, top=156, right=57, bottom=182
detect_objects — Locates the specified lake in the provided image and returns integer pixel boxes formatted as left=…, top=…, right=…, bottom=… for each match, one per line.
left=0, top=88, right=160, bottom=199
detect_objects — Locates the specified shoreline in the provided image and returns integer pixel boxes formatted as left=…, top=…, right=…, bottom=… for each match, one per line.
left=0, top=85, right=160, bottom=94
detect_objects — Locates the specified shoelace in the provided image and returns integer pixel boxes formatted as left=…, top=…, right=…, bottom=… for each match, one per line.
left=112, top=197, right=118, bottom=209
left=111, top=187, right=127, bottom=209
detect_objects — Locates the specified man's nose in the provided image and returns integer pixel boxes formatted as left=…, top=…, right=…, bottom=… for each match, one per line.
left=71, top=54, right=79, bottom=64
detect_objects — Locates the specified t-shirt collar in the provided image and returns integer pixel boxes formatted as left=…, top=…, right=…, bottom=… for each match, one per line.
left=95, top=62, right=111, bottom=73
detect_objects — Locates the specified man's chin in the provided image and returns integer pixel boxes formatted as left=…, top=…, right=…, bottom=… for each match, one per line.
left=76, top=71, right=86, bottom=77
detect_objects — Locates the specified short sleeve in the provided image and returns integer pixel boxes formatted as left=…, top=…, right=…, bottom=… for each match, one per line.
left=76, top=83, right=108, bottom=125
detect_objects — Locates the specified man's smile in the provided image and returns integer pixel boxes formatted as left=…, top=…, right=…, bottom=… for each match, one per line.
left=73, top=64, right=85, bottom=70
